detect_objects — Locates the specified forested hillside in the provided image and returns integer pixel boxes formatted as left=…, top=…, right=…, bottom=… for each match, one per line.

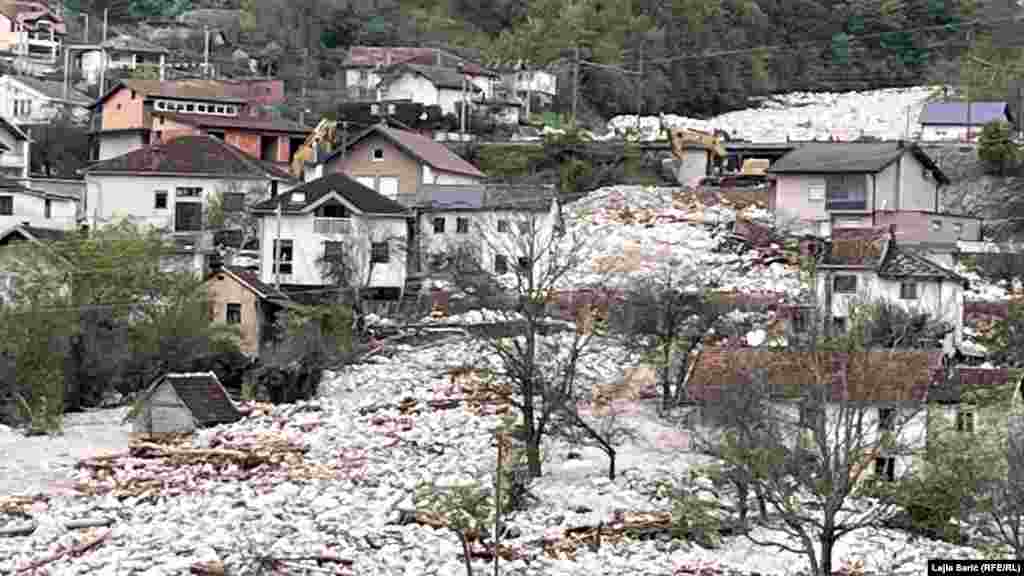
left=64, top=0, right=1023, bottom=120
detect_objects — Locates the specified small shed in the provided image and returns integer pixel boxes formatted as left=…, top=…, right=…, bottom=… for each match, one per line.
left=128, top=372, right=242, bottom=434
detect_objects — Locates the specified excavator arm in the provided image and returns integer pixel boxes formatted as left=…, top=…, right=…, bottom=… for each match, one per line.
left=290, top=119, right=338, bottom=178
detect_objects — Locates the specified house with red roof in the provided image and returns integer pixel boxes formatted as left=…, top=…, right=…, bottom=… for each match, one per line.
left=205, top=262, right=290, bottom=357
left=90, top=79, right=309, bottom=166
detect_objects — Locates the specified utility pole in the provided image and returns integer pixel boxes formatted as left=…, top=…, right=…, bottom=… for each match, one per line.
left=83, top=13, right=88, bottom=43
left=203, top=26, right=210, bottom=78
left=340, top=120, right=349, bottom=164
left=635, top=41, right=644, bottom=130
left=300, top=48, right=309, bottom=126
left=63, top=46, right=70, bottom=100
left=966, top=28, right=974, bottom=143
left=571, top=45, right=580, bottom=125
left=97, top=9, right=108, bottom=95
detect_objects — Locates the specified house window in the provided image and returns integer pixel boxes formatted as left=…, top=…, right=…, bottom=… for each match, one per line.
left=456, top=217, right=469, bottom=234
left=14, top=99, right=30, bottom=118
left=930, top=220, right=942, bottom=231
left=878, top=407, right=896, bottom=431
left=44, top=199, right=51, bottom=219
left=874, top=457, right=896, bottom=481
left=808, top=184, right=825, bottom=201
left=957, top=410, right=975, bottom=433
left=833, top=316, right=847, bottom=333
left=226, top=303, right=241, bottom=324
left=273, top=239, right=293, bottom=275
left=174, top=202, right=202, bottom=232
left=176, top=187, right=202, bottom=197
left=323, top=241, right=344, bottom=261
left=494, top=254, right=508, bottom=274
left=497, top=219, right=510, bottom=233
left=222, top=192, right=245, bottom=213
left=0, top=195, right=11, bottom=215
left=833, top=275, right=857, bottom=293
left=197, top=104, right=207, bottom=113
left=899, top=282, right=917, bottom=300
left=433, top=217, right=445, bottom=234
left=371, top=148, right=384, bottom=162
left=215, top=105, right=225, bottom=114
left=260, top=135, right=277, bottom=161
left=370, top=241, right=390, bottom=263
left=825, top=174, right=867, bottom=210
left=186, top=103, right=195, bottom=112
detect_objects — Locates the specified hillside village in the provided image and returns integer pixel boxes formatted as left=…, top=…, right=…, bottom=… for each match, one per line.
left=4, top=2, right=1024, bottom=575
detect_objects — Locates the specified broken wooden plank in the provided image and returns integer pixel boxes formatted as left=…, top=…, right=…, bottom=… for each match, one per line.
left=0, top=521, right=37, bottom=537
left=65, top=518, right=114, bottom=530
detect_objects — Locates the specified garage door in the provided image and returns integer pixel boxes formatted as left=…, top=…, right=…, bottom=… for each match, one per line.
left=378, top=177, right=399, bottom=200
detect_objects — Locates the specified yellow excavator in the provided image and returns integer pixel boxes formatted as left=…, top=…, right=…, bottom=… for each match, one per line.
left=290, top=119, right=339, bottom=178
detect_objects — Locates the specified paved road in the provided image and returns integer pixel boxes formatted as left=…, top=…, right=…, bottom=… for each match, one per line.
left=0, top=408, right=131, bottom=497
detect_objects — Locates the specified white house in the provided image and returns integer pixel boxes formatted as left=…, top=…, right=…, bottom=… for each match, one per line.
left=83, top=135, right=296, bottom=274
left=0, top=115, right=28, bottom=179
left=249, top=172, right=409, bottom=294
left=77, top=33, right=169, bottom=86
left=378, top=63, right=483, bottom=118
left=918, top=101, right=1013, bottom=142
left=768, top=141, right=967, bottom=241
left=0, top=175, right=77, bottom=230
left=0, top=222, right=70, bottom=305
left=0, top=75, right=91, bottom=125
left=814, top=227, right=967, bottom=348
left=689, top=347, right=945, bottom=481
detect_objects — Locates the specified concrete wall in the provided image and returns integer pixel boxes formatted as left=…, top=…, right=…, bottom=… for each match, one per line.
left=326, top=133, right=421, bottom=201
left=98, top=132, right=147, bottom=161
left=873, top=211, right=981, bottom=243
left=816, top=270, right=964, bottom=342
left=873, top=162, right=898, bottom=211
left=136, top=381, right=196, bottom=434
left=85, top=174, right=272, bottom=231
left=0, top=190, right=76, bottom=230
left=257, top=211, right=407, bottom=288
left=207, top=270, right=261, bottom=356
left=0, top=124, right=25, bottom=179
left=899, top=151, right=939, bottom=212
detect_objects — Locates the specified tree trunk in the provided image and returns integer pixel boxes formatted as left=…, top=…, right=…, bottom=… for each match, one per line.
left=455, top=530, right=474, bottom=576
left=754, top=484, right=767, bottom=520
left=734, top=479, right=749, bottom=529
left=820, top=533, right=834, bottom=576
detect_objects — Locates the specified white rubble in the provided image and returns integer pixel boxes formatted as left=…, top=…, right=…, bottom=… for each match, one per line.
left=0, top=336, right=986, bottom=576
left=603, top=86, right=940, bottom=143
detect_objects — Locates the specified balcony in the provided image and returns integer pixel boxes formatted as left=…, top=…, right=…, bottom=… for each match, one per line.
left=314, top=217, right=352, bottom=235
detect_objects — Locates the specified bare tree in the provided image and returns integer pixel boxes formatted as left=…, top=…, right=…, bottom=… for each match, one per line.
left=693, top=345, right=936, bottom=576
left=446, top=204, right=622, bottom=479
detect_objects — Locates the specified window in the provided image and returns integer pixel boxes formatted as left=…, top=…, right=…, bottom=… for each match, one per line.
left=456, top=217, right=469, bottom=234
left=930, top=219, right=942, bottom=231
left=517, top=221, right=530, bottom=234
left=222, top=192, right=245, bottom=213
left=226, top=303, right=241, bottom=325
left=176, top=187, right=202, bottom=197
left=957, top=410, right=975, bottom=433
left=371, top=241, right=390, bottom=263
left=433, top=217, right=445, bottom=234
left=186, top=103, right=195, bottom=112
left=517, top=256, right=529, bottom=270
left=215, top=105, right=225, bottom=114
left=833, top=316, right=847, bottom=333
left=878, top=407, right=896, bottom=431
left=44, top=199, right=51, bottom=219
left=494, top=254, right=509, bottom=274
left=899, top=282, right=918, bottom=300
left=261, top=135, right=277, bottom=161
left=323, top=241, right=344, bottom=260
left=371, top=148, right=384, bottom=161
left=14, top=99, right=30, bottom=117
left=208, top=131, right=225, bottom=141
left=874, top=457, right=896, bottom=481
left=497, top=219, right=510, bottom=233
left=273, top=239, right=293, bottom=275
left=833, top=275, right=857, bottom=293
left=197, top=104, right=207, bottom=113
left=825, top=174, right=867, bottom=210
left=808, top=184, right=825, bottom=201
left=0, top=195, right=12, bottom=215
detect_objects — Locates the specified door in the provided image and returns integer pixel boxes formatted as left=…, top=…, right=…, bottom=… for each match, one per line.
left=175, top=202, right=202, bottom=232
left=378, top=176, right=399, bottom=201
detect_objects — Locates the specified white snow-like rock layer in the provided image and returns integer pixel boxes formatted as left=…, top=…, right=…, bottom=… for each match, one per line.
left=0, top=336, right=986, bottom=576
left=603, top=86, right=940, bottom=143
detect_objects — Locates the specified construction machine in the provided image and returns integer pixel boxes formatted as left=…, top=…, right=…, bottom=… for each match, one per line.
left=290, top=119, right=339, bottom=178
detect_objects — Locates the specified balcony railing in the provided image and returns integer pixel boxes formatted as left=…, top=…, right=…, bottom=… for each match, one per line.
left=314, top=217, right=352, bottom=235
left=826, top=199, right=867, bottom=211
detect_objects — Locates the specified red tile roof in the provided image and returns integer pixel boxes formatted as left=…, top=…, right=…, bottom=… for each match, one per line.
left=343, top=46, right=496, bottom=76
left=688, top=347, right=942, bottom=403
left=219, top=265, right=289, bottom=300
left=155, top=112, right=310, bottom=134
left=85, top=135, right=295, bottom=180
left=328, top=125, right=485, bottom=178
